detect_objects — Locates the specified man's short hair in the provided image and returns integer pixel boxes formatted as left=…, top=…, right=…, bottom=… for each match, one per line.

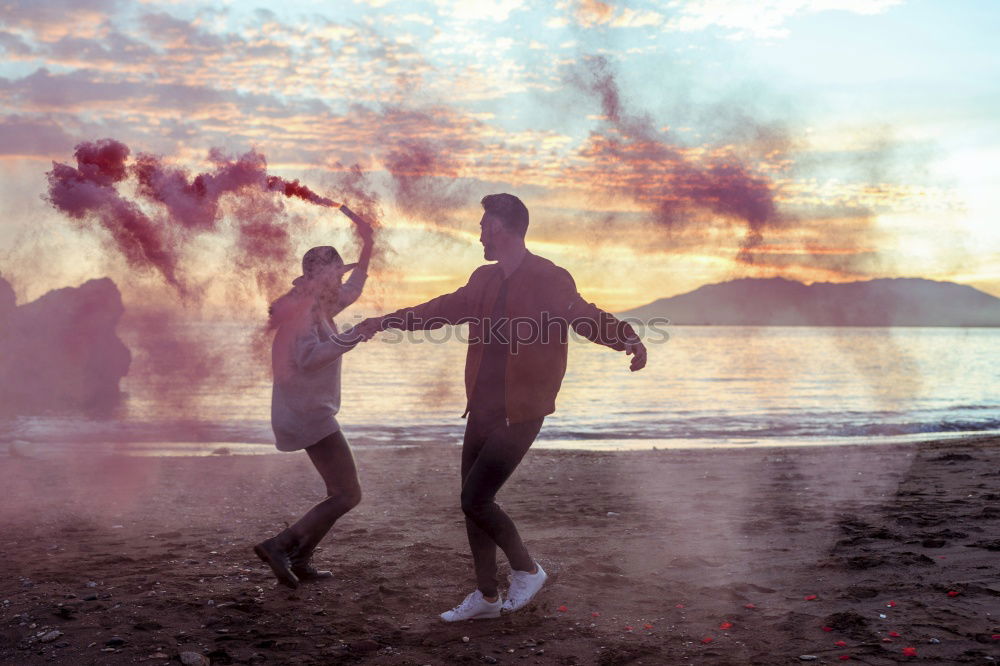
left=481, top=193, right=529, bottom=238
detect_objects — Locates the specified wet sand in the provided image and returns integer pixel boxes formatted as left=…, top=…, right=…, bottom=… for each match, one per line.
left=1, top=435, right=999, bottom=665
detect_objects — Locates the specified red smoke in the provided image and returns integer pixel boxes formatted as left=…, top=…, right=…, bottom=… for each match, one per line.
left=266, top=176, right=340, bottom=208
left=382, top=137, right=467, bottom=221
left=46, top=139, right=372, bottom=298
left=568, top=55, right=783, bottom=262
left=45, top=139, right=183, bottom=290
left=131, top=148, right=268, bottom=231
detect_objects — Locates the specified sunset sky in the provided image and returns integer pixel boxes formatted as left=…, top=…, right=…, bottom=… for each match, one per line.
left=1, top=0, right=997, bottom=313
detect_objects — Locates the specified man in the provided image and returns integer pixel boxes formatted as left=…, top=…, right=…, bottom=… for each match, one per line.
left=356, top=193, right=646, bottom=621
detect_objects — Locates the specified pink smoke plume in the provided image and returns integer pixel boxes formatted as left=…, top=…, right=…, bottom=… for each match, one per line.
left=45, top=139, right=184, bottom=290
left=45, top=139, right=374, bottom=298
left=568, top=55, right=783, bottom=262
left=382, top=137, right=468, bottom=222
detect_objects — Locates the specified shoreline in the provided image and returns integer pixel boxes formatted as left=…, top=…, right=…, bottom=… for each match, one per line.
left=2, top=434, right=999, bottom=664
left=6, top=429, right=1000, bottom=459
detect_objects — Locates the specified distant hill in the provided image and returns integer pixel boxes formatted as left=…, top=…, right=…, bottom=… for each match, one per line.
left=617, top=277, right=1000, bottom=326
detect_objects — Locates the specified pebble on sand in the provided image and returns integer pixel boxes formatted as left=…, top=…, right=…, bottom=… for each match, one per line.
left=179, top=651, right=210, bottom=666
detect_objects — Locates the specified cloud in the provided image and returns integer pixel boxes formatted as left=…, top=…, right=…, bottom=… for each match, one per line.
left=431, top=0, right=525, bottom=21
left=568, top=0, right=665, bottom=29
left=0, top=67, right=306, bottom=118
left=0, top=68, right=136, bottom=110
left=140, top=11, right=227, bottom=51
left=0, top=115, right=76, bottom=157
left=0, top=0, right=119, bottom=41
left=46, top=30, right=156, bottom=67
left=665, top=0, right=904, bottom=39
left=0, top=30, right=34, bottom=56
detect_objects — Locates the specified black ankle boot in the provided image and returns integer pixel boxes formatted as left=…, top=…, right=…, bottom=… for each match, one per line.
left=253, top=535, right=300, bottom=589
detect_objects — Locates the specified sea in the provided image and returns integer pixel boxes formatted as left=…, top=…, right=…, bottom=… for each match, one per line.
left=4, top=324, right=999, bottom=456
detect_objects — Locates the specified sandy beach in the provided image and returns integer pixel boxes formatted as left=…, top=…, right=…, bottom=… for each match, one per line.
left=2, top=435, right=999, bottom=665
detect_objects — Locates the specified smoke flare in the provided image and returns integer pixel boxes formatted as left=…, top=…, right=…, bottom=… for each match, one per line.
left=266, top=176, right=341, bottom=208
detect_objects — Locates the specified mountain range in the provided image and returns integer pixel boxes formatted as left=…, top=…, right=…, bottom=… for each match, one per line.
left=617, top=277, right=1000, bottom=326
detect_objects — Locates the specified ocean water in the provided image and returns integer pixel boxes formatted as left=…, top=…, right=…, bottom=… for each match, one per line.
left=4, top=325, right=999, bottom=455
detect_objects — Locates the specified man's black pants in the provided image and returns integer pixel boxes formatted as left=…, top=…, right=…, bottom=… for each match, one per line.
left=461, top=407, right=544, bottom=598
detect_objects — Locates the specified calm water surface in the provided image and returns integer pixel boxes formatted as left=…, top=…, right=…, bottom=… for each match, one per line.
left=5, top=325, right=999, bottom=454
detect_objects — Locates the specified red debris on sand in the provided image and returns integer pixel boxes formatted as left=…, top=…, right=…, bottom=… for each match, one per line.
left=643, top=624, right=654, bottom=630
left=838, top=656, right=851, bottom=661
left=822, top=626, right=834, bottom=632
left=902, top=647, right=918, bottom=657
left=700, top=637, right=713, bottom=644
left=591, top=612, right=601, bottom=617
left=719, top=622, right=733, bottom=630
left=947, top=590, right=960, bottom=597
left=835, top=641, right=847, bottom=647
left=886, top=600, right=897, bottom=607
left=804, top=594, right=818, bottom=601
left=558, top=605, right=568, bottom=612
left=889, top=631, right=901, bottom=638
left=992, top=634, right=1000, bottom=640
left=624, top=625, right=634, bottom=632
left=675, top=603, right=685, bottom=609
left=744, top=603, right=756, bottom=609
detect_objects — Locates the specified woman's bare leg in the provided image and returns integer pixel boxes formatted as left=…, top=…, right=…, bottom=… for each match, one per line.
left=286, top=430, right=362, bottom=561
left=255, top=430, right=361, bottom=586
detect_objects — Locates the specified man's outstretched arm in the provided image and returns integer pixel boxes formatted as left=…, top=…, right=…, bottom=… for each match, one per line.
left=550, top=268, right=647, bottom=371
left=355, top=267, right=486, bottom=335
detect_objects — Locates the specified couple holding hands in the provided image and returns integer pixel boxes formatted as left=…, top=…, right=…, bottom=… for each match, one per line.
left=255, top=193, right=646, bottom=621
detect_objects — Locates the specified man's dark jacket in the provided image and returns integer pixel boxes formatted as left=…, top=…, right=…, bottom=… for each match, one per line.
left=381, top=252, right=637, bottom=424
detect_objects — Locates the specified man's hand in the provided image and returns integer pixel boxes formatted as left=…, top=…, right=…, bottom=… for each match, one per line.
left=625, top=339, right=647, bottom=372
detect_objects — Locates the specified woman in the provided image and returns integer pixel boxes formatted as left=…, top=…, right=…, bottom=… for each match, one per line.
left=254, top=221, right=374, bottom=588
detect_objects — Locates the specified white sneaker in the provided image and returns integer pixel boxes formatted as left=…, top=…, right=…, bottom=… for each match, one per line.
left=501, top=562, right=547, bottom=613
left=439, top=589, right=502, bottom=622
